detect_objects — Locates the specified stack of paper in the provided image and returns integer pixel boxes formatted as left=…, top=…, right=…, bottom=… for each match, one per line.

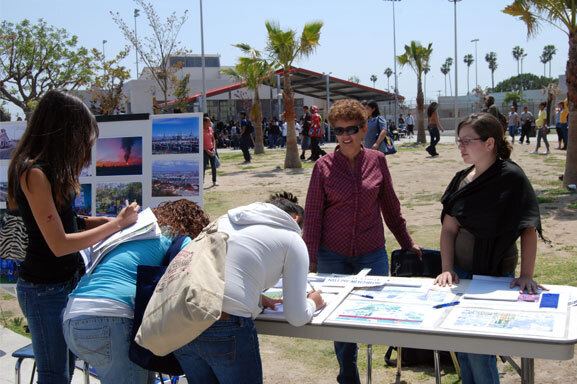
left=81, top=208, right=161, bottom=275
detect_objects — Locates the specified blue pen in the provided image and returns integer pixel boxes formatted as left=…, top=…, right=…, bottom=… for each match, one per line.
left=433, top=301, right=460, bottom=309
left=351, top=293, right=374, bottom=299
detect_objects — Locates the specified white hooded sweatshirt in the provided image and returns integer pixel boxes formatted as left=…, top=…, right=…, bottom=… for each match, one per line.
left=218, top=202, right=316, bottom=326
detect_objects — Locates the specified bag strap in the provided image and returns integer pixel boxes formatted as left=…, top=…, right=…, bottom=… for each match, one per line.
left=161, top=235, right=187, bottom=266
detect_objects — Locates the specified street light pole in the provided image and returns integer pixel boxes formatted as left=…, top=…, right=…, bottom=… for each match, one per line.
left=449, top=0, right=462, bottom=130
left=134, top=9, right=140, bottom=78
left=384, top=0, right=400, bottom=129
left=471, top=38, right=479, bottom=88
left=199, top=0, right=207, bottom=113
left=324, top=73, right=331, bottom=141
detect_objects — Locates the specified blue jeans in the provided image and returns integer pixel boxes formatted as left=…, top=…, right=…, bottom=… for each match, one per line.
left=174, top=315, right=262, bottom=384
left=63, top=316, right=155, bottom=384
left=453, top=266, right=501, bottom=384
left=317, top=246, right=389, bottom=384
left=17, top=277, right=79, bottom=384
left=426, top=125, right=440, bottom=156
left=536, top=127, right=550, bottom=150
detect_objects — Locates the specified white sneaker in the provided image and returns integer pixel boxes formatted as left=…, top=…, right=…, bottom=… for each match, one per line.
left=530, top=151, right=539, bottom=155
left=213, top=181, right=219, bottom=186
left=542, top=150, right=551, bottom=155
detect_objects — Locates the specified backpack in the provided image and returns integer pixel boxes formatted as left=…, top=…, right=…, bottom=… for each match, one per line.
left=129, top=235, right=188, bottom=376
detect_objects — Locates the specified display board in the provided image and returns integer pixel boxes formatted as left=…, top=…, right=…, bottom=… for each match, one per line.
left=0, top=113, right=204, bottom=216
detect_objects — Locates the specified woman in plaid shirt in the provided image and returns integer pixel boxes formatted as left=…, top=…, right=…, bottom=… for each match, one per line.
left=303, top=99, right=421, bottom=384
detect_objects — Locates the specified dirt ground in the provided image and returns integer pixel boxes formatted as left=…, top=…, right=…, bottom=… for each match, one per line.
left=2, top=137, right=576, bottom=383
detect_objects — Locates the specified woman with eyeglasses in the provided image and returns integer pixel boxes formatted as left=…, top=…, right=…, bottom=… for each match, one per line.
left=426, top=101, right=444, bottom=157
left=303, top=99, right=421, bottom=384
left=434, top=112, right=546, bottom=384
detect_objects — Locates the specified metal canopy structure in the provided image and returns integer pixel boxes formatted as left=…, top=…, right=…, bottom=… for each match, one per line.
left=160, top=66, right=402, bottom=107
left=283, top=67, right=402, bottom=102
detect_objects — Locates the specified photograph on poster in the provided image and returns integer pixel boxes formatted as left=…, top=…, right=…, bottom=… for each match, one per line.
left=0, top=122, right=26, bottom=160
left=80, top=165, right=93, bottom=177
left=74, top=184, right=92, bottom=216
left=96, top=137, right=143, bottom=176
left=0, top=165, right=7, bottom=203
left=95, top=182, right=142, bottom=217
left=152, top=159, right=200, bottom=197
left=152, top=116, right=199, bottom=154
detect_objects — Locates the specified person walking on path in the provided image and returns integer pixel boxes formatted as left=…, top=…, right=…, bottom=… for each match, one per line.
left=362, top=100, right=388, bottom=150
left=531, top=102, right=550, bottom=155
left=426, top=102, right=444, bottom=157
left=507, top=106, right=519, bottom=144
left=406, top=112, right=415, bottom=138
left=239, top=112, right=253, bottom=163
left=560, top=99, right=569, bottom=150
left=300, top=106, right=312, bottom=159
left=519, top=106, right=533, bottom=145
left=304, top=99, right=421, bottom=384
left=203, top=116, right=218, bottom=187
left=309, top=105, right=326, bottom=161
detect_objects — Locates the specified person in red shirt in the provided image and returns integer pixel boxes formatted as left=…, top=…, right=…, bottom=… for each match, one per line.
left=303, top=98, right=421, bottom=384
left=203, top=116, right=218, bottom=187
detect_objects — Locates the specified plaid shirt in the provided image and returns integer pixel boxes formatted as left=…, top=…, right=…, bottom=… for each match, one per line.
left=303, top=148, right=414, bottom=265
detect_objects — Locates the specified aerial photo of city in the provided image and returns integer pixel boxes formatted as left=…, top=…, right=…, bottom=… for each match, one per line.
left=152, top=116, right=199, bottom=154
left=152, top=159, right=199, bottom=197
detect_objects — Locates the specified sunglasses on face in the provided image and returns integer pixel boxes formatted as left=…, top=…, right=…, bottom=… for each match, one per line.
left=334, top=125, right=360, bottom=136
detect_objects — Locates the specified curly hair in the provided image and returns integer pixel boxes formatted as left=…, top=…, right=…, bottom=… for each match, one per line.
left=457, top=112, right=512, bottom=160
left=266, top=191, right=305, bottom=228
left=327, top=99, right=367, bottom=126
left=152, top=199, right=210, bottom=239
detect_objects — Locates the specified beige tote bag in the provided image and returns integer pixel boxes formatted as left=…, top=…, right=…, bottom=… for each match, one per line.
left=135, top=221, right=229, bottom=356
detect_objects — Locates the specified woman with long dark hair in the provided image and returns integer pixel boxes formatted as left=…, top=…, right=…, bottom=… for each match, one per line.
left=363, top=100, right=389, bottom=150
left=8, top=90, right=139, bottom=383
left=426, top=102, right=444, bottom=157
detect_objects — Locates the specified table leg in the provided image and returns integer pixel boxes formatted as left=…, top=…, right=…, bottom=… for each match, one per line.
left=433, top=350, right=441, bottom=384
left=521, top=358, right=534, bottom=384
left=366, top=344, right=372, bottom=384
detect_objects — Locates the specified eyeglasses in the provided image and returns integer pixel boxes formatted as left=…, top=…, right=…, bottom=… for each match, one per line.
left=455, top=137, right=483, bottom=146
left=334, top=125, right=360, bottom=136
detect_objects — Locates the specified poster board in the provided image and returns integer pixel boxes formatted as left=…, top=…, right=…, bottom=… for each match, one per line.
left=0, top=112, right=204, bottom=217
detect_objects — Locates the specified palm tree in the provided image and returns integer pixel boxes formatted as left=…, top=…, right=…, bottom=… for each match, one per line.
left=397, top=41, right=433, bottom=144
left=503, top=1, right=576, bottom=186
left=463, top=54, right=474, bottom=95
left=485, top=52, right=498, bottom=89
left=265, top=20, right=323, bottom=168
left=370, top=74, right=378, bottom=88
left=222, top=44, right=276, bottom=155
left=441, top=63, right=450, bottom=96
left=423, top=62, right=431, bottom=103
left=512, top=46, right=525, bottom=75
left=539, top=52, right=548, bottom=77
left=384, top=67, right=393, bottom=91
left=444, top=58, right=454, bottom=96
left=541, top=44, right=558, bottom=77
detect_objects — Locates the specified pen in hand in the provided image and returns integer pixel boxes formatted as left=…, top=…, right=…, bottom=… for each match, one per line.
left=307, top=280, right=316, bottom=292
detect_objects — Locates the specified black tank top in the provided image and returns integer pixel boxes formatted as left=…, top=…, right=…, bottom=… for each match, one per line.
left=16, top=164, right=83, bottom=283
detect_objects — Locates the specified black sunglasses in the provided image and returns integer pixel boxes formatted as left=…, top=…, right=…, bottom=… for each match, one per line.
left=334, top=125, right=360, bottom=136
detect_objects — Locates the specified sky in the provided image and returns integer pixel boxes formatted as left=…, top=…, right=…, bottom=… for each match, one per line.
left=1, top=0, right=570, bottom=118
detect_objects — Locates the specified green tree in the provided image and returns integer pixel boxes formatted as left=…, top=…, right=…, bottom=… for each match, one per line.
left=503, top=1, right=576, bottom=187
left=0, top=19, right=92, bottom=117
left=445, top=57, right=454, bottom=96
left=492, top=73, right=556, bottom=92
left=370, top=74, right=378, bottom=88
left=441, top=62, right=450, bottom=96
left=540, top=44, right=557, bottom=77
left=423, top=62, right=431, bottom=102
left=512, top=46, right=525, bottom=75
left=111, top=0, right=189, bottom=112
left=265, top=20, right=323, bottom=169
left=397, top=41, right=433, bottom=144
left=223, top=44, right=276, bottom=155
left=485, top=52, right=498, bottom=89
left=463, top=54, right=474, bottom=94
left=384, top=67, right=393, bottom=91
left=173, top=73, right=190, bottom=113
left=0, top=102, right=11, bottom=121
left=503, top=91, right=526, bottom=110
left=348, top=75, right=360, bottom=84
left=88, top=48, right=131, bottom=115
